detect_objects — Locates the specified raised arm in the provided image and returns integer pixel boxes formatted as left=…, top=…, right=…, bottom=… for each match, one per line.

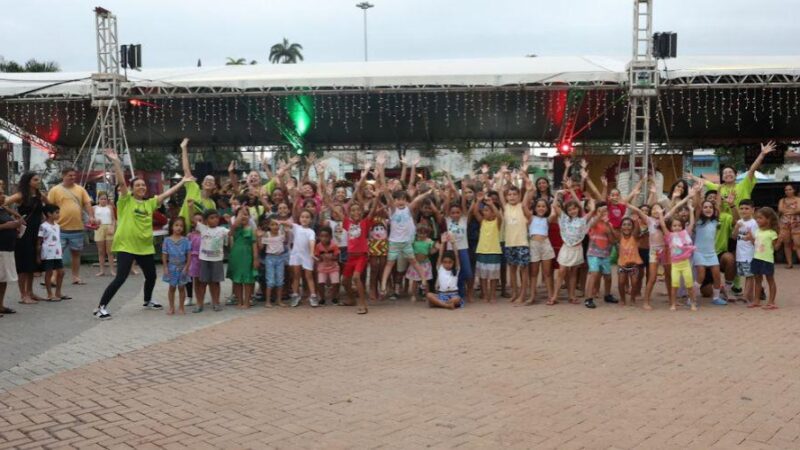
left=105, top=149, right=128, bottom=197
left=157, top=176, right=191, bottom=205
left=180, top=138, right=192, bottom=178
left=686, top=204, right=696, bottom=234
left=227, top=160, right=238, bottom=190
left=665, top=183, right=701, bottom=219
left=471, top=191, right=485, bottom=223
left=747, top=141, right=777, bottom=181
left=582, top=169, right=602, bottom=200
left=623, top=178, right=644, bottom=204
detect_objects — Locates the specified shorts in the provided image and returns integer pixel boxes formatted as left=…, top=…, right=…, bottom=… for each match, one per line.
left=93, top=224, right=114, bottom=242
left=671, top=259, right=694, bottom=288
left=528, top=238, right=555, bottom=262
left=318, top=270, right=341, bottom=284
left=693, top=252, right=719, bottom=267
left=387, top=240, right=415, bottom=261
left=289, top=252, right=314, bottom=271
left=638, top=248, right=649, bottom=267
left=618, top=264, right=639, bottom=276
left=405, top=260, right=433, bottom=281
left=736, top=260, right=753, bottom=278
left=343, top=253, right=368, bottom=277
left=199, top=260, right=224, bottom=283
left=557, top=244, right=584, bottom=267
left=587, top=255, right=612, bottom=275
left=503, top=245, right=531, bottom=266
left=436, top=291, right=461, bottom=305
left=41, top=259, right=64, bottom=271
left=475, top=253, right=501, bottom=280
left=338, top=247, right=348, bottom=264
left=750, top=258, right=774, bottom=276
left=0, top=251, right=19, bottom=283
left=60, top=230, right=85, bottom=252
left=649, top=247, right=668, bottom=265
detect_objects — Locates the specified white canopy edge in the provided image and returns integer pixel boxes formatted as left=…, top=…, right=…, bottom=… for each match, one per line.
left=1, top=55, right=799, bottom=98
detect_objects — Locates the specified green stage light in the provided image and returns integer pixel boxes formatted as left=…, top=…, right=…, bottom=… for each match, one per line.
left=285, top=95, right=314, bottom=137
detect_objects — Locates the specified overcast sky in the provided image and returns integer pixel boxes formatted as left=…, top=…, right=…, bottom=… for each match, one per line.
left=0, top=0, right=796, bottom=71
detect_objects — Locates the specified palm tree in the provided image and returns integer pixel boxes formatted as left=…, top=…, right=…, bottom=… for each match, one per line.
left=226, top=57, right=247, bottom=65
left=269, top=38, right=303, bottom=64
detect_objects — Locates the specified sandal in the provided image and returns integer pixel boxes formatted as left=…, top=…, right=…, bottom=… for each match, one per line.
left=546, top=299, right=558, bottom=306
left=45, top=297, right=62, bottom=302
left=192, top=306, right=204, bottom=313
left=356, top=307, right=368, bottom=314
left=72, top=280, right=87, bottom=285
left=18, top=299, right=38, bottom=305
left=762, top=304, right=779, bottom=310
left=59, top=296, right=73, bottom=300
left=746, top=303, right=762, bottom=309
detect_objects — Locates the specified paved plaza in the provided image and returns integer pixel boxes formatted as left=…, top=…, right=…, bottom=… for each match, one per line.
left=1, top=269, right=799, bottom=449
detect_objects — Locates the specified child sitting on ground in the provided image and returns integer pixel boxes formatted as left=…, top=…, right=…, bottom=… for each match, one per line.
left=426, top=234, right=462, bottom=309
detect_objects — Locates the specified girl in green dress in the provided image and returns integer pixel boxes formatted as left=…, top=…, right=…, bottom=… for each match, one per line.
left=227, top=207, right=259, bottom=309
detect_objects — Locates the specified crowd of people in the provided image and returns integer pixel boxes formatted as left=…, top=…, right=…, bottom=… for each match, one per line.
left=0, top=138, right=791, bottom=319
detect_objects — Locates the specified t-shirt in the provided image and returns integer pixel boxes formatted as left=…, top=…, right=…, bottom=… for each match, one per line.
left=263, top=233, right=286, bottom=255
left=344, top=217, right=372, bottom=254
left=754, top=228, right=778, bottom=263
left=412, top=239, right=434, bottom=256
left=587, top=222, right=612, bottom=258
left=445, top=217, right=469, bottom=251
left=389, top=207, right=416, bottom=243
left=195, top=223, right=229, bottom=261
left=705, top=176, right=757, bottom=216
left=47, top=184, right=92, bottom=231
left=607, top=202, right=627, bottom=229
left=94, top=205, right=114, bottom=225
left=503, top=203, right=528, bottom=247
left=291, top=223, right=316, bottom=257
left=314, top=243, right=340, bottom=274
left=179, top=181, right=217, bottom=230
left=111, top=193, right=159, bottom=255
left=437, top=266, right=459, bottom=292
left=329, top=219, right=349, bottom=248
left=558, top=214, right=589, bottom=247
left=38, top=222, right=62, bottom=260
left=0, top=209, right=16, bottom=252
left=735, top=218, right=759, bottom=262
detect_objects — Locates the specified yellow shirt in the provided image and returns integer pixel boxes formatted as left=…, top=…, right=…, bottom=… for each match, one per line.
left=503, top=203, right=528, bottom=247
left=477, top=219, right=502, bottom=254
left=47, top=184, right=92, bottom=231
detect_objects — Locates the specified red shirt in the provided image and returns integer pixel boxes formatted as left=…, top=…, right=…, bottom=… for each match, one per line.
left=607, top=201, right=627, bottom=229
left=343, top=217, right=372, bottom=254
left=314, top=242, right=340, bottom=273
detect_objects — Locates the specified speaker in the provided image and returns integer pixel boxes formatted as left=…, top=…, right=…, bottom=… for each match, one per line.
left=120, top=44, right=128, bottom=68
left=668, top=33, right=677, bottom=58
left=653, top=32, right=677, bottom=59
left=127, top=44, right=142, bottom=70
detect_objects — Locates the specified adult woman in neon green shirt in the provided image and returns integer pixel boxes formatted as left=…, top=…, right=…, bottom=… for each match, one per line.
left=93, top=149, right=192, bottom=320
left=179, top=138, right=218, bottom=229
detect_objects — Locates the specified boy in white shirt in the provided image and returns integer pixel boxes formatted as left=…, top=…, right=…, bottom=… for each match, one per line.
left=38, top=205, right=69, bottom=302
left=194, top=210, right=229, bottom=312
left=733, top=200, right=758, bottom=303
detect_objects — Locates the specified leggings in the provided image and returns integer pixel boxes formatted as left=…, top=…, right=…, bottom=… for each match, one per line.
left=99, top=252, right=156, bottom=307
left=670, top=259, right=693, bottom=288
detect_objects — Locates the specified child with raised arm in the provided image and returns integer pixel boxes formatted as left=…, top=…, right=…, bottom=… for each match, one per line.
left=471, top=191, right=503, bottom=303
left=548, top=182, right=596, bottom=306
left=426, top=234, right=463, bottom=309
left=733, top=200, right=758, bottom=304
left=660, top=204, right=697, bottom=311
left=405, top=223, right=437, bottom=302
left=278, top=210, right=317, bottom=307
left=339, top=200, right=379, bottom=314
left=584, top=202, right=614, bottom=308
left=227, top=206, right=259, bottom=309
left=614, top=217, right=643, bottom=306
left=161, top=217, right=191, bottom=314
left=747, top=207, right=785, bottom=310
left=693, top=194, right=726, bottom=306
left=379, top=189, right=431, bottom=298
left=497, top=166, right=532, bottom=305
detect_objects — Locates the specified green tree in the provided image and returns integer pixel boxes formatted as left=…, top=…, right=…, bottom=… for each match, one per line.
left=226, top=57, right=247, bottom=65
left=0, top=58, right=60, bottom=72
left=473, top=152, right=520, bottom=172
left=269, top=38, right=304, bottom=64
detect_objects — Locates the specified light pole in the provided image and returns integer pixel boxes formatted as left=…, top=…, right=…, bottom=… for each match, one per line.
left=356, top=2, right=374, bottom=62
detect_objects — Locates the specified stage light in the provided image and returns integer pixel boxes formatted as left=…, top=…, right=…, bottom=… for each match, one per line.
left=557, top=142, right=574, bottom=156
left=129, top=99, right=141, bottom=106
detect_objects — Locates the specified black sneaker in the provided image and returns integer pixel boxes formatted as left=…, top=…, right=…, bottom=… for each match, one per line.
left=604, top=295, right=619, bottom=304
left=93, top=306, right=111, bottom=320
left=144, top=301, right=163, bottom=310
left=584, top=298, right=597, bottom=309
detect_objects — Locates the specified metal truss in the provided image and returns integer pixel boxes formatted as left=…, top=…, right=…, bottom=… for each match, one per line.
left=0, top=116, right=58, bottom=154
left=661, top=72, right=800, bottom=89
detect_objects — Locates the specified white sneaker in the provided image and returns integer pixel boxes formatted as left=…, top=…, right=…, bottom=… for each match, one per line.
left=93, top=306, right=111, bottom=320
left=309, top=296, right=320, bottom=308
left=290, top=294, right=301, bottom=307
left=144, top=301, right=163, bottom=310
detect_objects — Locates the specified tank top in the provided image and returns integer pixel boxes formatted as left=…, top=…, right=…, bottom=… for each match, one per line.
left=528, top=216, right=549, bottom=237
left=94, top=205, right=113, bottom=225
left=476, top=219, right=502, bottom=254
left=503, top=203, right=528, bottom=247
left=617, top=235, right=643, bottom=266
left=694, top=220, right=718, bottom=256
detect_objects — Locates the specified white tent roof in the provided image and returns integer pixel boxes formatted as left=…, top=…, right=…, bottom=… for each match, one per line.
left=1, top=55, right=799, bottom=98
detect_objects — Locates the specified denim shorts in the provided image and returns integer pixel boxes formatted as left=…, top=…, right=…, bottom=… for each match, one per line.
left=60, top=230, right=85, bottom=252
left=387, top=240, right=415, bottom=261
left=750, top=258, right=774, bottom=276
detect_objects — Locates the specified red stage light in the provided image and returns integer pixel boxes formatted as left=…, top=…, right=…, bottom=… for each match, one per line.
left=129, top=99, right=142, bottom=106
left=558, top=142, right=574, bottom=156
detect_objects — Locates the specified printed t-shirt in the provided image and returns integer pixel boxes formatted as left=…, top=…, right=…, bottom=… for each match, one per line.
left=735, top=218, right=759, bottom=262
left=314, top=243, right=340, bottom=273
left=195, top=223, right=229, bottom=261
left=38, top=222, right=62, bottom=260
left=754, top=229, right=778, bottom=263
left=344, top=217, right=372, bottom=254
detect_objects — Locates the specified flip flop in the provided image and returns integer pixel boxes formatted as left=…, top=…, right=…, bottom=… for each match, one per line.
left=72, top=280, right=87, bottom=285
left=356, top=308, right=368, bottom=314
left=746, top=304, right=762, bottom=309
left=45, top=297, right=62, bottom=302
left=18, top=299, right=38, bottom=305
left=59, top=296, right=73, bottom=300
left=1, top=307, right=15, bottom=314
left=762, top=304, right=779, bottom=310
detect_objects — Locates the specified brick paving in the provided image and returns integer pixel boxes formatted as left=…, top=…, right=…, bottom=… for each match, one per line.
left=1, top=269, right=800, bottom=448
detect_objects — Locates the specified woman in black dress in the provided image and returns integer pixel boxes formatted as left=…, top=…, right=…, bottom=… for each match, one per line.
left=4, top=173, right=46, bottom=304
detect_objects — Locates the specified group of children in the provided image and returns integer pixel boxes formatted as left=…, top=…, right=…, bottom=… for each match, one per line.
left=154, top=144, right=786, bottom=317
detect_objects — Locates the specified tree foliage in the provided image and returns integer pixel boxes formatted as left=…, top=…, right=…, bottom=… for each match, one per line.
left=0, top=58, right=60, bottom=72
left=269, top=38, right=304, bottom=64
left=472, top=152, right=520, bottom=172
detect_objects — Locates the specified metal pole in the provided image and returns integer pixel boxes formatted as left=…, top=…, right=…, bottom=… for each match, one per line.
left=363, top=8, right=368, bottom=62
